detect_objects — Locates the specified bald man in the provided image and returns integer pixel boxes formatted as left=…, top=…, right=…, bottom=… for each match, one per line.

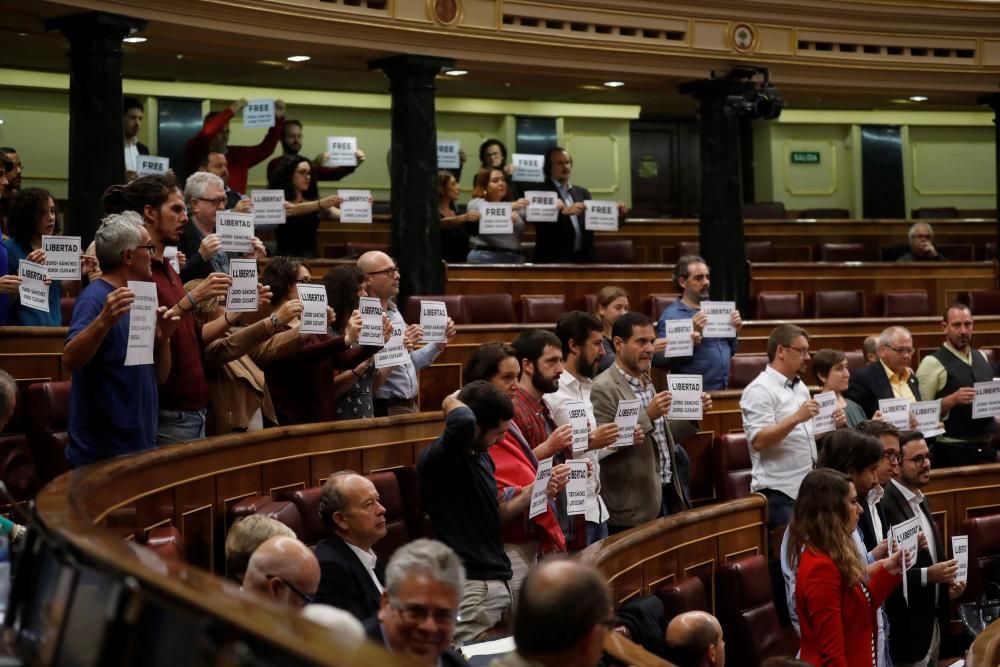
left=665, top=611, right=725, bottom=667
left=243, top=535, right=321, bottom=609
left=0, top=369, right=15, bottom=431
left=357, top=251, right=456, bottom=416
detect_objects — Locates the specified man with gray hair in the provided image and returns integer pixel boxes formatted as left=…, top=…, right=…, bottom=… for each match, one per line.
left=62, top=212, right=180, bottom=467
left=369, top=538, right=469, bottom=666
left=897, top=222, right=946, bottom=262
left=243, top=535, right=320, bottom=609
left=178, top=171, right=265, bottom=281
left=846, top=325, right=922, bottom=418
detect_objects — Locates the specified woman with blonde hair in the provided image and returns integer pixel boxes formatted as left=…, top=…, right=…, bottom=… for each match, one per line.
left=593, top=286, right=629, bottom=373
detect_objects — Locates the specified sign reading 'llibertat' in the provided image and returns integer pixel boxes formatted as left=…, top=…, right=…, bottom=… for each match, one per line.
left=17, top=260, right=49, bottom=312
left=972, top=380, right=1000, bottom=419
left=296, top=283, right=328, bottom=335
left=41, top=235, right=82, bottom=281
left=878, top=397, right=911, bottom=430
left=437, top=140, right=461, bottom=169
left=479, top=202, right=513, bottom=235
left=512, top=153, right=545, bottom=183
left=216, top=212, right=254, bottom=253
left=702, top=302, right=736, bottom=338
left=251, top=190, right=286, bottom=227
left=524, top=191, right=559, bottom=223
left=910, top=400, right=945, bottom=438
left=136, top=155, right=169, bottom=176
left=337, top=189, right=373, bottom=224
left=667, top=374, right=703, bottom=420
left=584, top=200, right=618, bottom=231
left=812, top=391, right=838, bottom=435
left=226, top=259, right=258, bottom=313
left=243, top=99, right=275, bottom=128
left=325, top=136, right=358, bottom=167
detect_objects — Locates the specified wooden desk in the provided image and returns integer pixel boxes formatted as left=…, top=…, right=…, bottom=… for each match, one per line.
left=969, top=618, right=1000, bottom=667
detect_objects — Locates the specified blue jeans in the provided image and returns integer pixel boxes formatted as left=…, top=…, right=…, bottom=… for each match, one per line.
left=586, top=521, right=609, bottom=545
left=157, top=408, right=206, bottom=445
left=466, top=249, right=525, bottom=264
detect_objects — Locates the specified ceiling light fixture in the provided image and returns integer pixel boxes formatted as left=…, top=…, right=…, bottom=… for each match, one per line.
left=603, top=81, right=625, bottom=88
left=444, top=69, right=468, bottom=76
left=909, top=95, right=928, bottom=102
left=286, top=55, right=311, bottom=62
left=123, top=36, right=147, bottom=44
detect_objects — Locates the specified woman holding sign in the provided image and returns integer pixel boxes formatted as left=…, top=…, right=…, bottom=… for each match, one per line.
left=789, top=468, right=902, bottom=667
left=437, top=170, right=479, bottom=264
left=466, top=168, right=530, bottom=264
left=269, top=156, right=342, bottom=257
left=3, top=188, right=63, bottom=326
left=812, top=350, right=867, bottom=431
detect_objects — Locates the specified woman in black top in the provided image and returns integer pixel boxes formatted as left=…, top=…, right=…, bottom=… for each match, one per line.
left=438, top=170, right=480, bottom=264
left=269, top=156, right=341, bottom=257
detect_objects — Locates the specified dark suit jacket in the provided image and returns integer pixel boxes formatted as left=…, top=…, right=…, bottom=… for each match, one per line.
left=314, top=534, right=385, bottom=621
left=176, top=220, right=216, bottom=282
left=843, top=361, right=921, bottom=418
left=137, top=142, right=149, bottom=156
left=858, top=495, right=889, bottom=552
left=530, top=181, right=597, bottom=263
left=362, top=616, right=470, bottom=666
left=879, top=480, right=949, bottom=664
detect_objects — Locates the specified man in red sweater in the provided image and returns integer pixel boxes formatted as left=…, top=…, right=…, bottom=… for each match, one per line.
left=183, top=98, right=286, bottom=194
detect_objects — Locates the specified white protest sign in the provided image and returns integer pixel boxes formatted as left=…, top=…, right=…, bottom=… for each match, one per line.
left=325, top=136, right=358, bottom=167
left=524, top=191, right=559, bottom=223
left=812, top=391, right=838, bottom=435
left=375, top=321, right=409, bottom=369
left=479, top=202, right=513, bottom=235
left=528, top=457, right=554, bottom=519
left=251, top=190, right=286, bottom=227
left=613, top=399, right=642, bottom=447
left=226, top=259, right=258, bottom=313
left=512, top=153, right=545, bottom=182
left=891, top=516, right=921, bottom=572
left=584, top=200, right=619, bottom=231
left=358, top=296, right=385, bottom=346
left=216, top=212, right=254, bottom=253
left=878, top=397, right=911, bottom=430
left=566, top=401, right=591, bottom=454
left=163, top=245, right=180, bottom=273
left=566, top=459, right=589, bottom=516
left=952, top=535, right=969, bottom=584
left=124, top=280, right=157, bottom=366
left=910, top=400, right=945, bottom=438
left=419, top=300, right=448, bottom=343
left=337, top=189, right=371, bottom=203
left=296, top=283, right=328, bottom=335
left=667, top=375, right=703, bottom=420
left=972, top=380, right=1000, bottom=419
left=664, top=320, right=693, bottom=358
left=17, top=260, right=49, bottom=312
left=242, top=99, right=275, bottom=128
left=136, top=155, right=169, bottom=176
left=437, top=140, right=461, bottom=169
left=702, top=302, right=736, bottom=338
left=41, top=235, right=81, bottom=281
left=337, top=189, right=373, bottom=223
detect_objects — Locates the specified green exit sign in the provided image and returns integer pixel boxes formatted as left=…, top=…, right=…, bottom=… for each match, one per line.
left=791, top=151, right=821, bottom=164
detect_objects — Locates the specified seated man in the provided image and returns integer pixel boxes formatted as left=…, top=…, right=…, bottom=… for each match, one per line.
left=242, top=535, right=320, bottom=609
left=314, top=471, right=388, bottom=619
left=224, top=515, right=295, bottom=584
left=665, top=611, right=726, bottom=667
left=896, top=222, right=946, bottom=262
left=370, top=539, right=469, bottom=666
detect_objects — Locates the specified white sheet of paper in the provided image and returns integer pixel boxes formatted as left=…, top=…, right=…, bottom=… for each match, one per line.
left=216, top=212, right=254, bottom=253
left=566, top=459, right=588, bottom=516
left=163, top=245, right=180, bottom=273
left=878, top=397, right=911, bottom=430
left=972, top=380, right=1000, bottom=419
left=124, top=280, right=157, bottom=366
left=664, top=319, right=693, bottom=358
left=437, top=140, right=461, bottom=169
left=812, top=391, right=838, bottom=434
left=325, top=136, right=358, bottom=167
left=358, top=296, right=385, bottom=346
left=667, top=374, right=703, bottom=420
left=17, top=260, right=49, bottom=312
left=419, top=300, right=448, bottom=343
left=136, top=155, right=169, bottom=176
left=891, top=516, right=921, bottom=572
left=524, top=191, right=559, bottom=223
left=702, top=301, right=736, bottom=338
left=952, top=535, right=969, bottom=583
left=528, top=457, right=554, bottom=519
left=584, top=200, right=618, bottom=231
left=242, top=99, right=275, bottom=128
left=339, top=201, right=372, bottom=224
left=479, top=202, right=513, bottom=235
left=512, top=153, right=545, bottom=182
left=251, top=190, right=286, bottom=227
left=41, top=235, right=81, bottom=281
left=910, top=400, right=945, bottom=438
left=226, top=259, right=258, bottom=313
left=613, top=399, right=642, bottom=447
left=375, top=321, right=409, bottom=369
left=296, top=283, right=328, bottom=335
left=566, top=400, right=590, bottom=453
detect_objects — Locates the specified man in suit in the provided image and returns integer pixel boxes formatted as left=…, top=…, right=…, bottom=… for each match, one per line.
left=367, top=538, right=469, bottom=666
left=123, top=97, right=149, bottom=176
left=313, top=471, right=388, bottom=620
left=531, top=146, right=628, bottom=263
left=854, top=420, right=901, bottom=554
left=845, top=325, right=922, bottom=417
left=881, top=431, right=965, bottom=667
left=592, top=312, right=702, bottom=533
left=666, top=611, right=726, bottom=667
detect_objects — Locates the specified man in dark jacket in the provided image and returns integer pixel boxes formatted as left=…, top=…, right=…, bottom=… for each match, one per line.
left=845, top=326, right=921, bottom=417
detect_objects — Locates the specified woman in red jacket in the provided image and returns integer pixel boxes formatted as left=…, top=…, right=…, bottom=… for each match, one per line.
left=789, top=468, right=903, bottom=667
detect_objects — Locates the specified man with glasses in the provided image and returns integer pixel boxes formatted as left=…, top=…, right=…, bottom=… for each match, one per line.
left=243, top=535, right=320, bottom=609
left=846, top=325, right=922, bottom=418
left=854, top=420, right=901, bottom=554
left=358, top=250, right=456, bottom=416
left=897, top=222, right=946, bottom=262
left=881, top=431, right=964, bottom=667
left=368, top=539, right=469, bottom=666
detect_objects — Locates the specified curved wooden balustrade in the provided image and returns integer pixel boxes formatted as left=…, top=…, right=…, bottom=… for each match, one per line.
left=969, top=618, right=1000, bottom=667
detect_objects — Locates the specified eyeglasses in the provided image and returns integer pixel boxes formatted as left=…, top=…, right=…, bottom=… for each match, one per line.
left=367, top=266, right=399, bottom=277
left=883, top=344, right=914, bottom=355
left=133, top=244, right=157, bottom=253
left=882, top=451, right=901, bottom=464
left=194, top=197, right=227, bottom=207
left=265, top=575, right=315, bottom=605
left=296, top=277, right=312, bottom=284
left=903, top=453, right=932, bottom=466
left=391, top=601, right=456, bottom=625
left=785, top=345, right=810, bottom=357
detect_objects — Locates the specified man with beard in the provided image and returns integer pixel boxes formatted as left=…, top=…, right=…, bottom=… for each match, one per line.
left=654, top=255, right=743, bottom=390
left=592, top=312, right=704, bottom=534
left=417, top=381, right=515, bottom=643
left=265, top=119, right=366, bottom=183
left=916, top=303, right=998, bottom=467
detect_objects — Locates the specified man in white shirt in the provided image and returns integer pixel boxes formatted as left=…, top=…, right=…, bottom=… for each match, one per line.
left=123, top=96, right=149, bottom=175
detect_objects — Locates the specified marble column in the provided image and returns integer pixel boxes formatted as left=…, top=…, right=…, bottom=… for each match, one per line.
left=979, top=93, right=1000, bottom=243
left=370, top=54, right=455, bottom=303
left=45, top=12, right=145, bottom=247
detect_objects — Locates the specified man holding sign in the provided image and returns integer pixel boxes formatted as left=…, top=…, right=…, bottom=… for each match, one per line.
left=265, top=120, right=366, bottom=183
left=845, top=326, right=922, bottom=418
left=532, top=147, right=628, bottom=263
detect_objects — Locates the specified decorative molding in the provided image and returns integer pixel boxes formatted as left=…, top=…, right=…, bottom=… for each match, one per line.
left=910, top=143, right=995, bottom=196
left=783, top=141, right=838, bottom=196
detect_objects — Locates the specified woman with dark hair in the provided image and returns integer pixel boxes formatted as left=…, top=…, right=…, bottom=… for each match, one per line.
left=594, top=286, right=630, bottom=372
left=4, top=188, right=69, bottom=325
left=268, top=156, right=341, bottom=257
left=789, top=468, right=902, bottom=667
left=466, top=167, right=529, bottom=264
left=438, top=170, right=479, bottom=264
left=811, top=349, right=867, bottom=430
